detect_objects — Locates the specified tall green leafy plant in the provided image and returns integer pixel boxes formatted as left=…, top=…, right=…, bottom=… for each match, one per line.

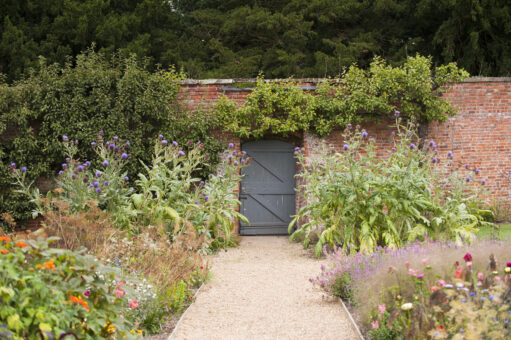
left=290, top=119, right=492, bottom=255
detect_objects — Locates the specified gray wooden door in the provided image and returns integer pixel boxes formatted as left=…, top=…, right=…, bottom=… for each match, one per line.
left=240, top=140, right=296, bottom=235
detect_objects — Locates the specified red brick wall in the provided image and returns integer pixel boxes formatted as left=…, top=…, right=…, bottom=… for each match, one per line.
left=179, top=78, right=511, bottom=221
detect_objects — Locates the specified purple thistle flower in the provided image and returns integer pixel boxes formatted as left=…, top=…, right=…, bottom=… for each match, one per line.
left=96, top=188, right=102, bottom=194
left=102, top=161, right=109, bottom=167
left=464, top=164, right=469, bottom=169
left=83, top=177, right=88, bottom=183
left=98, top=130, right=104, bottom=136
left=122, top=153, right=128, bottom=160
left=103, top=180, right=109, bottom=186
left=448, top=151, right=454, bottom=159
left=391, top=131, right=396, bottom=135
left=432, top=157, right=438, bottom=163
left=91, top=142, right=96, bottom=147
left=77, top=165, right=84, bottom=172
left=347, top=123, right=352, bottom=128
left=343, top=144, right=349, bottom=150
left=195, top=201, right=199, bottom=205
left=466, top=176, right=471, bottom=182
left=178, top=151, right=185, bottom=157
left=93, top=181, right=99, bottom=188
left=172, top=141, right=178, bottom=147
left=114, top=147, right=119, bottom=152
left=228, top=143, right=234, bottom=149
left=242, top=151, right=247, bottom=156
left=205, top=196, right=209, bottom=202
left=84, top=161, right=91, bottom=167
left=200, top=180, right=205, bottom=185
left=394, top=110, right=400, bottom=116
left=113, top=136, right=118, bottom=141
left=429, top=140, right=435, bottom=147
left=124, top=176, right=129, bottom=182
left=109, top=143, right=115, bottom=148
left=66, top=157, right=71, bottom=163
left=95, top=171, right=101, bottom=178
left=233, top=150, right=237, bottom=155
left=62, top=135, right=68, bottom=142
left=234, top=161, right=239, bottom=165
left=362, top=131, right=368, bottom=138
left=391, top=147, right=396, bottom=152
left=475, top=168, right=480, bottom=174
left=410, top=143, right=416, bottom=149
left=161, top=140, right=168, bottom=146
left=71, top=174, right=76, bottom=180
left=21, top=166, right=27, bottom=172
left=209, top=174, right=213, bottom=179
left=241, top=158, right=246, bottom=163
left=124, top=141, right=130, bottom=147
left=10, top=162, right=15, bottom=167
left=158, top=134, right=164, bottom=140
left=481, top=179, right=486, bottom=185
left=58, top=170, right=64, bottom=176
left=62, top=163, right=67, bottom=169
left=228, top=155, right=233, bottom=160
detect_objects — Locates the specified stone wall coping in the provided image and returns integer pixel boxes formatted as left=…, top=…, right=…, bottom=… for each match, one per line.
left=181, top=77, right=511, bottom=85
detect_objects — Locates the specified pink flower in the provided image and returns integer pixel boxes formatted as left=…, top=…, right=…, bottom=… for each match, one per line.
left=200, top=265, right=204, bottom=270
left=129, top=299, right=139, bottom=309
left=495, top=276, right=501, bottom=282
left=378, top=304, right=386, bottom=314
left=115, top=288, right=126, bottom=298
left=477, top=272, right=484, bottom=281
left=437, top=279, right=446, bottom=287
left=189, top=296, right=194, bottom=300
left=466, top=261, right=472, bottom=268
left=507, top=261, right=511, bottom=267
left=422, top=258, right=429, bottom=265
left=116, top=281, right=125, bottom=288
left=371, top=321, right=379, bottom=329
left=408, top=268, right=416, bottom=276
left=83, top=290, right=91, bottom=297
left=405, top=261, right=410, bottom=268
left=463, top=253, right=472, bottom=262
left=416, top=274, right=424, bottom=279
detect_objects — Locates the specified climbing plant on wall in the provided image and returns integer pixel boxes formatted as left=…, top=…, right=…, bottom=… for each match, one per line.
left=215, top=55, right=469, bottom=138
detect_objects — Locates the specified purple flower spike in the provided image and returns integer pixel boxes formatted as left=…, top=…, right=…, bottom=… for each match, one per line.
left=77, top=165, right=84, bottom=172
left=466, top=176, right=471, bottom=182
left=122, top=153, right=128, bottom=160
left=172, top=141, right=178, bottom=147
left=102, top=160, right=109, bottom=167
left=481, top=179, right=486, bottom=185
left=62, top=135, right=68, bottom=142
left=91, top=142, right=96, bottom=147
left=93, top=181, right=99, bottom=188
left=103, top=180, right=109, bottom=186
left=62, top=163, right=67, bottom=169
left=362, top=131, right=368, bottom=138
left=475, top=168, right=480, bottom=174
left=205, top=196, right=209, bottom=202
left=158, top=134, right=164, bottom=140
left=161, top=140, right=168, bottom=146
left=21, top=166, right=27, bottom=172
left=432, top=157, right=438, bottom=163
left=228, top=143, right=234, bottom=149
left=95, top=171, right=101, bottom=178
left=448, top=151, right=454, bottom=159
left=234, top=161, right=239, bottom=165
left=124, top=176, right=129, bottom=182
left=343, top=144, right=349, bottom=150
left=410, top=143, right=416, bottom=149
left=178, top=151, right=185, bottom=157
left=96, top=188, right=102, bottom=194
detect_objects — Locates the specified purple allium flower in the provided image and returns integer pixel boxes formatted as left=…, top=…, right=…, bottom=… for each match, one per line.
left=91, top=142, right=96, bottom=147
left=241, top=158, right=246, bottom=164
left=161, top=140, right=168, bottom=146
left=77, top=165, right=84, bottom=172
left=343, top=144, right=349, bottom=150
left=242, top=151, right=247, bottom=156
left=294, top=147, right=300, bottom=152
left=62, top=135, right=68, bottom=142
left=102, top=160, right=109, bottom=167
left=114, top=147, right=119, bottom=152
left=362, top=131, right=368, bottom=138
left=103, top=180, right=109, bottom=186
left=62, top=163, right=67, bottom=169
left=98, top=130, right=104, bottom=136
left=466, top=176, right=471, bottom=182
left=200, top=181, right=205, bottom=185
left=233, top=150, right=237, bottom=155
left=481, top=179, right=486, bottom=185
left=394, top=110, right=400, bottom=116
left=122, top=153, right=128, bottom=160
left=124, top=141, right=130, bottom=147
left=228, top=155, right=233, bottom=160
left=113, top=136, right=118, bottom=141
left=178, top=151, right=185, bottom=157
left=96, top=188, right=102, bottom=194
left=124, top=176, right=129, bottom=182
left=228, top=143, right=234, bottom=149
left=205, top=196, right=209, bottom=202
left=475, top=168, right=480, bottom=174
left=432, top=157, right=438, bottom=163
left=95, top=171, right=101, bottom=178
left=234, top=161, right=239, bottom=165
left=10, top=162, right=15, bottom=167
left=172, top=141, right=178, bottom=147
left=21, top=166, right=27, bottom=172
left=58, top=170, right=64, bottom=176
left=448, top=151, right=454, bottom=159
left=93, top=181, right=99, bottom=188
left=109, top=143, right=115, bottom=148
left=158, top=134, right=164, bottom=140
left=195, top=201, right=199, bottom=205
left=410, top=143, right=416, bottom=149
left=464, top=164, right=469, bottom=169
left=84, top=161, right=91, bottom=167
left=429, top=140, right=435, bottom=147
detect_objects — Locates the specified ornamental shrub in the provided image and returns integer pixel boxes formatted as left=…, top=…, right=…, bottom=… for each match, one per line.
left=290, top=119, right=492, bottom=255
left=0, top=49, right=222, bottom=229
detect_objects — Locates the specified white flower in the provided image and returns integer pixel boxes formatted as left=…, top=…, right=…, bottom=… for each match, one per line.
left=456, top=283, right=464, bottom=288
left=401, top=303, right=413, bottom=311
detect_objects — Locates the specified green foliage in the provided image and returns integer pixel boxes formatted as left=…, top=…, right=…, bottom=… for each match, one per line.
left=291, top=120, right=491, bottom=255
left=0, top=49, right=222, bottom=228
left=216, top=56, right=468, bottom=139
left=0, top=237, right=141, bottom=339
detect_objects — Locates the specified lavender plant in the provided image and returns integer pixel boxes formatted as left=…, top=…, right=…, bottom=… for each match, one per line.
left=291, top=118, right=492, bottom=255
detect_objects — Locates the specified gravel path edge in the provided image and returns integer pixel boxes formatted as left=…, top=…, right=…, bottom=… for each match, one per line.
left=167, top=282, right=205, bottom=340
left=340, top=297, right=365, bottom=340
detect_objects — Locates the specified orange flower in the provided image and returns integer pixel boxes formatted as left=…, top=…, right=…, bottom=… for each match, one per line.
left=0, top=249, right=8, bottom=254
left=0, top=236, right=10, bottom=242
left=43, top=259, right=56, bottom=271
left=429, top=286, right=440, bottom=292
left=70, top=295, right=89, bottom=311
left=15, top=241, right=28, bottom=248
left=455, top=268, right=463, bottom=279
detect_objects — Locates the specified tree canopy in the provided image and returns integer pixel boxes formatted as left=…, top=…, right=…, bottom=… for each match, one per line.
left=1, top=0, right=510, bottom=81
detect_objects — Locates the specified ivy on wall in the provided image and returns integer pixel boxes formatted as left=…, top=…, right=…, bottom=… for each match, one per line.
left=215, top=55, right=469, bottom=138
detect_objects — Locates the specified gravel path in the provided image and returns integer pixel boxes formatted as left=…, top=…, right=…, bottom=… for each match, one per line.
left=171, top=236, right=359, bottom=340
